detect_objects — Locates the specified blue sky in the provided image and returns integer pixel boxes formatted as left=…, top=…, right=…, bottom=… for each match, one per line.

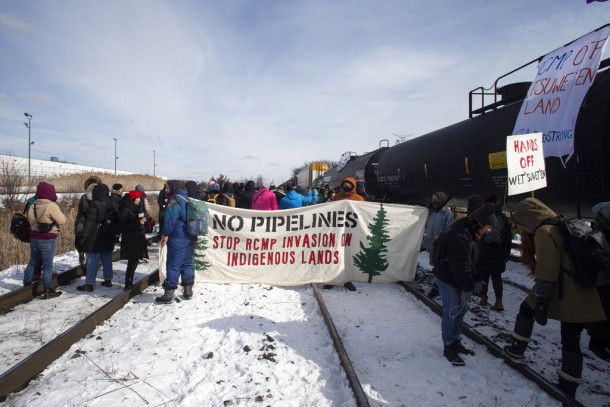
left=0, top=1, right=608, bottom=184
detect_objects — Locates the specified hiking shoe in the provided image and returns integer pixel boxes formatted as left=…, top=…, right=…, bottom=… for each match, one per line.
left=43, top=288, right=63, bottom=299
left=344, top=282, right=357, bottom=291
left=77, top=283, right=94, bottom=292
left=503, top=344, right=526, bottom=363
left=455, top=340, right=475, bottom=356
left=443, top=343, right=465, bottom=366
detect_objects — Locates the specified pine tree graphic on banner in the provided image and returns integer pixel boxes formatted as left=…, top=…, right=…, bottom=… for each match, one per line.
left=352, top=203, right=390, bottom=282
left=193, top=234, right=211, bottom=271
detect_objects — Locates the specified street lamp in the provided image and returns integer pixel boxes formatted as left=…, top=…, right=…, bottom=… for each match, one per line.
left=153, top=149, right=157, bottom=177
left=24, top=113, right=32, bottom=181
left=113, top=138, right=118, bottom=175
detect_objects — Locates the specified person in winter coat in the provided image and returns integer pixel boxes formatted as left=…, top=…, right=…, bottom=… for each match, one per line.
left=356, top=181, right=371, bottom=201
left=422, top=191, right=454, bottom=298
left=110, top=183, right=123, bottom=206
left=433, top=203, right=496, bottom=366
left=156, top=180, right=197, bottom=303
left=237, top=180, right=257, bottom=209
left=476, top=195, right=512, bottom=311
left=75, top=176, right=101, bottom=269
left=332, top=177, right=364, bottom=202
left=309, top=188, right=322, bottom=205
left=23, top=182, right=66, bottom=299
left=185, top=180, right=204, bottom=201
left=252, top=179, right=278, bottom=210
left=77, top=183, right=118, bottom=292
left=503, top=198, right=606, bottom=397
left=323, top=177, right=364, bottom=292
left=205, top=183, right=232, bottom=206
left=272, top=185, right=286, bottom=207
left=119, top=190, right=147, bottom=290
left=222, top=182, right=236, bottom=207
left=279, top=186, right=312, bottom=209
left=588, top=202, right=610, bottom=361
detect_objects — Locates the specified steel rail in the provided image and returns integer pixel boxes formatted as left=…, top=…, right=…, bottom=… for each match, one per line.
left=0, top=233, right=162, bottom=314
left=397, top=281, right=584, bottom=407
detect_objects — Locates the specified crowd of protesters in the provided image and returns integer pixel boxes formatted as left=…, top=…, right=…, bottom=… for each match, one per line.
left=16, top=175, right=609, bottom=400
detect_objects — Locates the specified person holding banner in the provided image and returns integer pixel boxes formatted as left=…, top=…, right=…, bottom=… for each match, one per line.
left=432, top=203, right=496, bottom=366
left=156, top=180, right=197, bottom=304
left=503, top=198, right=606, bottom=398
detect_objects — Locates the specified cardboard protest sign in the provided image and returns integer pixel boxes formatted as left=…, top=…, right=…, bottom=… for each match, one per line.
left=506, top=132, right=547, bottom=196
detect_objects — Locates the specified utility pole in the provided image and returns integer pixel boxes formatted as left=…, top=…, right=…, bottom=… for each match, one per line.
left=153, top=149, right=157, bottom=177
left=24, top=113, right=33, bottom=181
left=113, top=138, right=118, bottom=175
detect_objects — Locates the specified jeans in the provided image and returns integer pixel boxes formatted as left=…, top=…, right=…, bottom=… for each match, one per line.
left=85, top=251, right=113, bottom=284
left=436, top=278, right=469, bottom=345
left=163, top=237, right=196, bottom=288
left=23, top=238, right=56, bottom=289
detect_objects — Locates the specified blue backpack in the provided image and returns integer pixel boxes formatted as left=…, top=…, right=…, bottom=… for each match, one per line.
left=177, top=195, right=209, bottom=236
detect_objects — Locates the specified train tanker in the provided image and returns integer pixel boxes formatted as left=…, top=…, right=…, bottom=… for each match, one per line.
left=315, top=26, right=610, bottom=219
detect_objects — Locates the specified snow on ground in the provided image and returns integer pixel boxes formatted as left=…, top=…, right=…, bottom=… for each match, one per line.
left=0, top=250, right=608, bottom=406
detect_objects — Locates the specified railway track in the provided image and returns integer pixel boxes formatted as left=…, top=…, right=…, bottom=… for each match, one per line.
left=0, top=233, right=162, bottom=314
left=0, top=256, right=602, bottom=405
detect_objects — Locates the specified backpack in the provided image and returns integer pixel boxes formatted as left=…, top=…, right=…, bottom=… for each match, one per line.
left=542, top=215, right=610, bottom=287
left=429, top=230, right=451, bottom=267
left=100, top=204, right=121, bottom=237
left=178, top=195, right=209, bottom=236
left=206, top=193, right=218, bottom=204
left=10, top=212, right=31, bottom=243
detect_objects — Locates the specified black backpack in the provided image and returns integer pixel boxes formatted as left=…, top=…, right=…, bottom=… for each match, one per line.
left=429, top=230, right=451, bottom=267
left=100, top=204, right=121, bottom=237
left=542, top=215, right=610, bottom=287
left=10, top=212, right=31, bottom=242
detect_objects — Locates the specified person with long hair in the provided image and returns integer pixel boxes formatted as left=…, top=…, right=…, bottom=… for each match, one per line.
left=503, top=198, right=606, bottom=398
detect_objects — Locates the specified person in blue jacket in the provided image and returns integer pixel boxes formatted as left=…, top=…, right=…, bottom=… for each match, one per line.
left=279, top=186, right=312, bottom=209
left=156, top=180, right=197, bottom=304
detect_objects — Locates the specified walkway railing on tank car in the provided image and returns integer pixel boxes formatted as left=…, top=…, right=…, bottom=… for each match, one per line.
left=468, top=23, right=610, bottom=119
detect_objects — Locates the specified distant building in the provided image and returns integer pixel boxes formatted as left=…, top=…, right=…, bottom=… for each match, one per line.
left=0, top=154, right=134, bottom=177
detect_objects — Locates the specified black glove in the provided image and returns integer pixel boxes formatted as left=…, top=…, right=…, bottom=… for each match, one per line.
left=534, top=298, right=550, bottom=326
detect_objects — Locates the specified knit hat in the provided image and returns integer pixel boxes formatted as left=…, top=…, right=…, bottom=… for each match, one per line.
left=467, top=194, right=483, bottom=214
left=210, top=183, right=220, bottom=191
left=471, top=203, right=497, bottom=227
left=112, top=183, right=123, bottom=195
left=135, top=184, right=145, bottom=193
left=128, top=190, right=143, bottom=200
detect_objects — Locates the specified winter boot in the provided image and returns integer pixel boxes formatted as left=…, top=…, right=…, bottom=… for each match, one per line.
left=101, top=279, right=113, bottom=288
left=43, top=287, right=62, bottom=299
left=76, top=283, right=94, bottom=292
left=454, top=339, right=475, bottom=356
left=443, top=342, right=465, bottom=366
left=503, top=337, right=529, bottom=363
left=490, top=298, right=504, bottom=311
left=478, top=294, right=488, bottom=306
left=322, top=285, right=334, bottom=289
left=156, top=286, right=176, bottom=304
left=183, top=282, right=194, bottom=300
left=124, top=270, right=135, bottom=290
left=556, top=351, right=583, bottom=398
left=344, top=282, right=356, bottom=292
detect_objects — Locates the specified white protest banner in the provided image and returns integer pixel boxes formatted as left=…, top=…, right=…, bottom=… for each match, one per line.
left=512, top=26, right=610, bottom=159
left=506, top=132, right=546, bottom=196
left=159, top=200, right=427, bottom=285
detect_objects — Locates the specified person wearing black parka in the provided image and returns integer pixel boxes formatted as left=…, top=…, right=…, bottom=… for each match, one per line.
left=119, top=190, right=147, bottom=289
